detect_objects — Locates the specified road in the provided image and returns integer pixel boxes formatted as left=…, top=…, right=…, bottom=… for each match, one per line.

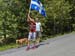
left=0, top=32, right=75, bottom=56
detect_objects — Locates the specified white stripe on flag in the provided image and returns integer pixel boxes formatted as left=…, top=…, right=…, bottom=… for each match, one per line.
left=39, top=9, right=42, bottom=13
left=31, top=1, right=40, bottom=7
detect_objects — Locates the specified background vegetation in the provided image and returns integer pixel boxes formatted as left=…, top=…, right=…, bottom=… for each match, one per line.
left=0, top=0, right=75, bottom=49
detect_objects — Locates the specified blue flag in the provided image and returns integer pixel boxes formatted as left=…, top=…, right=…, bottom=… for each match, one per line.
left=30, top=0, right=46, bottom=17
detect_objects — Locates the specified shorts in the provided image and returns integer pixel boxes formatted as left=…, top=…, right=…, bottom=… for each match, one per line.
left=28, top=32, right=36, bottom=41
left=36, top=31, right=42, bottom=38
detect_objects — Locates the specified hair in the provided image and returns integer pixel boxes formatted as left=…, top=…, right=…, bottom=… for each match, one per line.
left=35, top=18, right=39, bottom=22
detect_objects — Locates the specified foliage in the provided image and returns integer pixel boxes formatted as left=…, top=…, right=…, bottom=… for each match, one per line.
left=0, top=0, right=75, bottom=45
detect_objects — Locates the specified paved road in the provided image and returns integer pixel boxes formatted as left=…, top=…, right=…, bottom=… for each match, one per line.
left=0, top=32, right=75, bottom=56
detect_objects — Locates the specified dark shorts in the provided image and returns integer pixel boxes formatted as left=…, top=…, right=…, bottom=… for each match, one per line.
left=36, top=31, right=42, bottom=38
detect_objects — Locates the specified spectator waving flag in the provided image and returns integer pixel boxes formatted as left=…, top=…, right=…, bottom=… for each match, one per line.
left=30, top=0, right=46, bottom=17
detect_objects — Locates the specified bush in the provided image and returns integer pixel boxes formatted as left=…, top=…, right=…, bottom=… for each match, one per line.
left=2, top=38, right=16, bottom=44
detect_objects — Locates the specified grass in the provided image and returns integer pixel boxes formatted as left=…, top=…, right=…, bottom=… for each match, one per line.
left=0, top=43, right=17, bottom=51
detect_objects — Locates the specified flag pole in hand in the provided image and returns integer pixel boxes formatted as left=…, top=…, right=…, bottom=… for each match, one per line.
left=28, top=0, right=31, bottom=15
left=27, top=0, right=31, bottom=21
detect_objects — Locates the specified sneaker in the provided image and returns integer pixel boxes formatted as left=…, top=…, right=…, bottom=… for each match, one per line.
left=35, top=44, right=40, bottom=48
left=26, top=47, right=30, bottom=51
left=32, top=46, right=36, bottom=49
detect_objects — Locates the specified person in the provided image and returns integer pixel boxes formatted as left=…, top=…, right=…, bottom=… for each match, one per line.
left=26, top=14, right=36, bottom=50
left=35, top=18, right=43, bottom=47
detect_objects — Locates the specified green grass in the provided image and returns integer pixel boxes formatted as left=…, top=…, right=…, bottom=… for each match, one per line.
left=0, top=43, right=17, bottom=51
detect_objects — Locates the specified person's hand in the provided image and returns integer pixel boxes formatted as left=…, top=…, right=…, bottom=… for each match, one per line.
left=27, top=14, right=30, bottom=21
left=40, top=27, right=43, bottom=32
left=28, top=13, right=30, bottom=18
left=41, top=29, right=43, bottom=32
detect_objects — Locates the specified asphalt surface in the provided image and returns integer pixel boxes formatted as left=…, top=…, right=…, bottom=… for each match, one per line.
left=0, top=32, right=75, bottom=56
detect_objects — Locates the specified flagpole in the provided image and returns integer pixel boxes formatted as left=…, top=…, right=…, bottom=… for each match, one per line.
left=28, top=0, right=31, bottom=15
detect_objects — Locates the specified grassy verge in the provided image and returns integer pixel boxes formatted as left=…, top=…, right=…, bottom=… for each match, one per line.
left=0, top=43, right=17, bottom=51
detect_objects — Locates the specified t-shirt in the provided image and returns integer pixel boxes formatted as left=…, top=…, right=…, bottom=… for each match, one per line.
left=29, top=21, right=36, bottom=32
left=36, top=22, right=41, bottom=31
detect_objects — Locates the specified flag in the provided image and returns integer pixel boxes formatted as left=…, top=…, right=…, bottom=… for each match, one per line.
left=30, top=0, right=46, bottom=17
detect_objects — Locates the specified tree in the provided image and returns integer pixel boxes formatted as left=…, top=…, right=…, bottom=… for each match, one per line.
left=0, top=0, right=29, bottom=40
left=42, top=0, right=72, bottom=35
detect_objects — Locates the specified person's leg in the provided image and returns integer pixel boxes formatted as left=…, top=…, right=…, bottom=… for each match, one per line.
left=36, top=37, right=40, bottom=45
left=33, top=32, right=36, bottom=41
left=36, top=31, right=41, bottom=46
left=26, top=32, right=32, bottom=50
left=26, top=40, right=30, bottom=50
left=32, top=32, right=36, bottom=49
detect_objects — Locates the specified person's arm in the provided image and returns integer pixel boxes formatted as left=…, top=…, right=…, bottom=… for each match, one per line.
left=27, top=14, right=30, bottom=22
left=27, top=14, right=35, bottom=23
left=40, top=23, right=43, bottom=32
left=41, top=27, right=43, bottom=32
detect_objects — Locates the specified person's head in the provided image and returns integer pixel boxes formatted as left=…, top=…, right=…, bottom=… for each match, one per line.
left=35, top=18, right=39, bottom=22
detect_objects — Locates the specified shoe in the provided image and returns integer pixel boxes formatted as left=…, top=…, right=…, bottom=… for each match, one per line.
left=32, top=46, right=36, bottom=49
left=35, top=45, right=40, bottom=48
left=26, top=47, right=30, bottom=51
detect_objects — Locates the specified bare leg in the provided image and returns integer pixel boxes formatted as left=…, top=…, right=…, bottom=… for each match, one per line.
left=26, top=40, right=30, bottom=50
